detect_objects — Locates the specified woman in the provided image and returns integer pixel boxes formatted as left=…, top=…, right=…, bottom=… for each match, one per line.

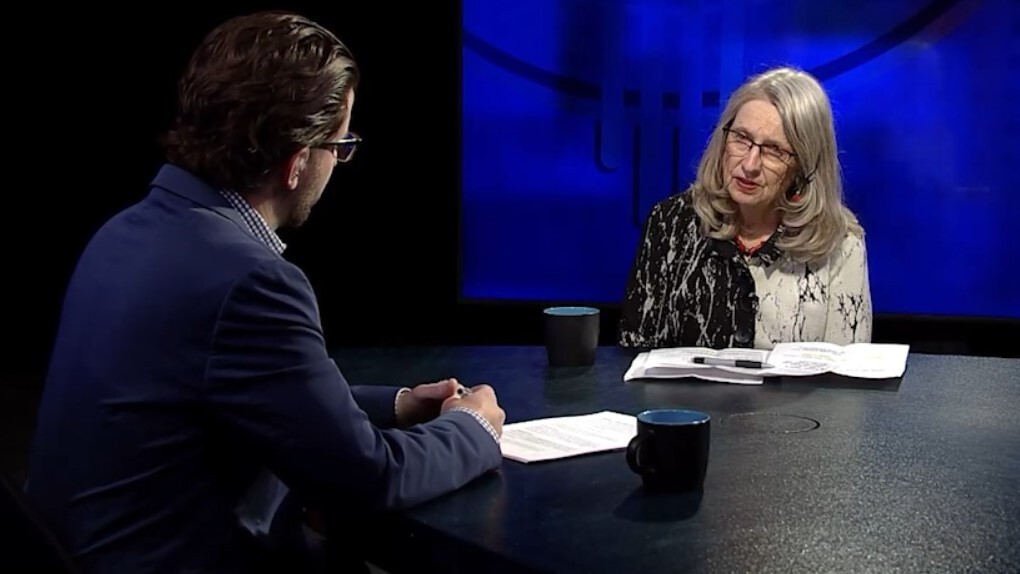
left=619, top=66, right=872, bottom=349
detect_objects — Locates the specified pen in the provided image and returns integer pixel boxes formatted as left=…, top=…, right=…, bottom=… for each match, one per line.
left=692, top=357, right=775, bottom=369
left=456, top=386, right=473, bottom=397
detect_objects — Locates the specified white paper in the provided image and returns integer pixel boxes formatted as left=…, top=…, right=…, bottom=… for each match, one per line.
left=235, top=469, right=289, bottom=537
left=624, top=347, right=768, bottom=384
left=500, top=411, right=637, bottom=463
left=765, top=342, right=911, bottom=379
left=623, top=342, right=910, bottom=384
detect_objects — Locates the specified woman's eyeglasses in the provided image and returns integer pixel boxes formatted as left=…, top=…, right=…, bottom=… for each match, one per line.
left=722, top=127, right=794, bottom=168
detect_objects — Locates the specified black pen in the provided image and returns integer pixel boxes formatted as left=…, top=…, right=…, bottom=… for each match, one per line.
left=692, top=357, right=775, bottom=369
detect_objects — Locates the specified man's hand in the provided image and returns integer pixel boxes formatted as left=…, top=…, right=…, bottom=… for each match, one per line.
left=395, top=378, right=462, bottom=427
left=441, top=384, right=505, bottom=438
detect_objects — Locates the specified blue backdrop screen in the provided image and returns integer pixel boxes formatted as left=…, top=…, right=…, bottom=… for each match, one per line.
left=460, top=0, right=1020, bottom=319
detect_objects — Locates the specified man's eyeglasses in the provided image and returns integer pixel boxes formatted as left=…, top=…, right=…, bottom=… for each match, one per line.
left=722, top=127, right=795, bottom=168
left=313, top=132, right=362, bottom=163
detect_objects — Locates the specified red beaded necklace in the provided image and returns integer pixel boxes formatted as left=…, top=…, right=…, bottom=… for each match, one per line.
left=735, top=235, right=763, bottom=255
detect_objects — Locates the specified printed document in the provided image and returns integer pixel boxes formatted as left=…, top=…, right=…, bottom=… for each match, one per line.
left=623, top=342, right=910, bottom=384
left=500, top=411, right=637, bottom=463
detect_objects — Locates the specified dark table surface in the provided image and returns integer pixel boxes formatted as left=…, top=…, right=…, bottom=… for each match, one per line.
left=331, top=345, right=1020, bottom=574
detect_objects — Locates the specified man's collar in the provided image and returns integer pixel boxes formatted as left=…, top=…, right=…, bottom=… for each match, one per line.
left=149, top=163, right=227, bottom=209
left=219, top=189, right=287, bottom=255
left=149, top=163, right=286, bottom=255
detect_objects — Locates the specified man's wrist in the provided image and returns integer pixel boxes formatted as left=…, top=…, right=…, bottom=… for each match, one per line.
left=447, top=406, right=500, bottom=443
left=393, top=387, right=412, bottom=427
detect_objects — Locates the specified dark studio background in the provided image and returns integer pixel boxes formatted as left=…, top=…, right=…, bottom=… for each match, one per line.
left=3, top=1, right=1018, bottom=484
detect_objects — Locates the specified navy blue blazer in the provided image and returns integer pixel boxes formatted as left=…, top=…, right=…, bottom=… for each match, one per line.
left=25, top=164, right=502, bottom=573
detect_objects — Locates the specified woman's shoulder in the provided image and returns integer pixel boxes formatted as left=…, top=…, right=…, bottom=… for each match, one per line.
left=836, top=226, right=867, bottom=258
left=809, top=227, right=867, bottom=272
left=648, top=189, right=698, bottom=223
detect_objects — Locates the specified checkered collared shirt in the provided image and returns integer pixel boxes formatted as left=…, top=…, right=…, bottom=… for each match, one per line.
left=219, top=189, right=287, bottom=255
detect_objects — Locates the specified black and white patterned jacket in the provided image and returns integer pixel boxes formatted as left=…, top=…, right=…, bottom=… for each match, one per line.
left=619, top=191, right=872, bottom=349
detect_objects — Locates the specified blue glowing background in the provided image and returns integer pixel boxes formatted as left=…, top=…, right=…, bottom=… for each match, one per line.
left=460, top=0, right=1020, bottom=319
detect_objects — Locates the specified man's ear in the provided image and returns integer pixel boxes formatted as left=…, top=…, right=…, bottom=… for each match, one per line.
left=283, top=147, right=312, bottom=191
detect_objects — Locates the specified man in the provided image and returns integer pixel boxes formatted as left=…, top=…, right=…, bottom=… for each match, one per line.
left=25, top=10, right=505, bottom=574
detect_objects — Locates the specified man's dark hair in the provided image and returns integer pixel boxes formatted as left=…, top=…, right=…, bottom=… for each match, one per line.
left=163, top=11, right=359, bottom=192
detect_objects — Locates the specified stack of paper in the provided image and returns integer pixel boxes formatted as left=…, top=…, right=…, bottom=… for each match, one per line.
left=623, top=342, right=911, bottom=384
left=500, top=411, right=637, bottom=463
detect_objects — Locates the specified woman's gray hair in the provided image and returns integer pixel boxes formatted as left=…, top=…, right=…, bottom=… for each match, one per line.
left=690, top=66, right=863, bottom=263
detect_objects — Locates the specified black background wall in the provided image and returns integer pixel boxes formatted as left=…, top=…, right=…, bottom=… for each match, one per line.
left=6, top=0, right=1018, bottom=388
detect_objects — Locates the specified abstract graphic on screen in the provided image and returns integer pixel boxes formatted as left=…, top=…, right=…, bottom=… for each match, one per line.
left=460, top=0, right=1019, bottom=319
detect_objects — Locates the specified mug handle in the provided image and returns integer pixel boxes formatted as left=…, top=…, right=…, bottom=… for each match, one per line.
left=626, top=431, right=656, bottom=475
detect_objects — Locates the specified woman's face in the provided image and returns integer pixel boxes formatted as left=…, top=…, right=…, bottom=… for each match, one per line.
left=722, top=99, right=797, bottom=211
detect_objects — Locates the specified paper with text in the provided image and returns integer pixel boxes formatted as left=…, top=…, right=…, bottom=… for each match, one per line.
left=645, top=347, right=769, bottom=384
left=500, top=411, right=637, bottom=463
left=623, top=342, right=909, bottom=383
left=764, top=342, right=910, bottom=379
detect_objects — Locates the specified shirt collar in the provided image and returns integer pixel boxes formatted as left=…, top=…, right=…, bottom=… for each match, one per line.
left=218, top=189, right=287, bottom=255
left=710, top=224, right=785, bottom=268
left=752, top=225, right=785, bottom=268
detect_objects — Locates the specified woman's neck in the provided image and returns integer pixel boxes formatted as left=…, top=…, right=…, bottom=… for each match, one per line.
left=737, top=204, right=780, bottom=241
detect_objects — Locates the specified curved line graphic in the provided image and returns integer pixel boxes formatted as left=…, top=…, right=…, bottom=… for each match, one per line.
left=463, top=0, right=965, bottom=108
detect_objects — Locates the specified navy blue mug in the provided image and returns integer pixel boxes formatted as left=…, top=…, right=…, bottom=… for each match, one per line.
left=543, top=306, right=600, bottom=367
left=626, top=409, right=711, bottom=491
